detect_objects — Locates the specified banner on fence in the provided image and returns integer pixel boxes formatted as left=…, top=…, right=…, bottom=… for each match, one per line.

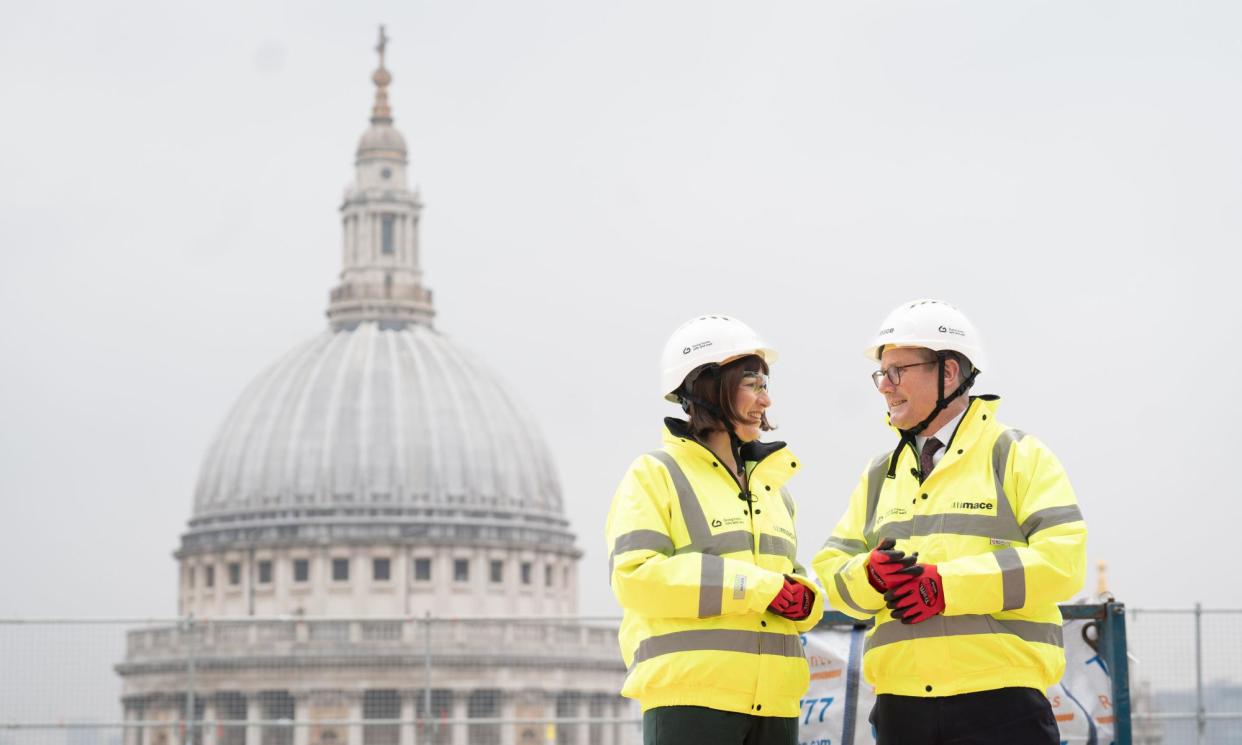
left=797, top=619, right=1116, bottom=745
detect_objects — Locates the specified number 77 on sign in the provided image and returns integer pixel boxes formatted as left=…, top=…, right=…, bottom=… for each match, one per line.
left=799, top=696, right=835, bottom=725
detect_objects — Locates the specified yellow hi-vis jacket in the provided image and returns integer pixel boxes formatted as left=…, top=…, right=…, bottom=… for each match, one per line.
left=812, top=396, right=1086, bottom=698
left=606, top=419, right=824, bottom=717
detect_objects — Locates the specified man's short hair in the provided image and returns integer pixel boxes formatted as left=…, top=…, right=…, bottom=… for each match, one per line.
left=910, top=347, right=975, bottom=392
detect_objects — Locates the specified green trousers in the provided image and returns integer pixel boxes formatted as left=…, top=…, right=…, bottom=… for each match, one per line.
left=643, top=705, right=798, bottom=745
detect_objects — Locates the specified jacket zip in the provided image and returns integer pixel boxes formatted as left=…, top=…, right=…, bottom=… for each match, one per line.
left=681, top=437, right=780, bottom=559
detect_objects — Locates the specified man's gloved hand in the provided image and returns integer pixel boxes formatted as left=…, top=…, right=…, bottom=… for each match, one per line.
left=866, top=537, right=918, bottom=593
left=884, top=563, right=945, bottom=625
left=767, top=577, right=814, bottom=620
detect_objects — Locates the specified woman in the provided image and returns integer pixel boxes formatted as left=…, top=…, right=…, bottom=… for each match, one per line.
left=606, top=314, right=824, bottom=745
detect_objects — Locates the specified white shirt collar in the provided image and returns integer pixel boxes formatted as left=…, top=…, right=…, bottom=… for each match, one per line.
left=915, top=408, right=966, bottom=453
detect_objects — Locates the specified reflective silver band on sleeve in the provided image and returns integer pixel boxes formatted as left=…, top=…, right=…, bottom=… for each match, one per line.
left=698, top=553, right=724, bottom=617
left=834, top=565, right=882, bottom=616
left=612, top=529, right=675, bottom=557
left=821, top=536, right=868, bottom=554
left=994, top=547, right=1026, bottom=611
left=1020, top=505, right=1085, bottom=538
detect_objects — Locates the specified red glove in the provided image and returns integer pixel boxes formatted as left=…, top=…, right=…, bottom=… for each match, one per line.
left=884, top=563, right=945, bottom=624
left=866, top=537, right=918, bottom=593
left=767, top=577, right=814, bottom=620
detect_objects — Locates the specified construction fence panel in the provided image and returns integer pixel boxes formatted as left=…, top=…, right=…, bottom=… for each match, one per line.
left=1126, top=607, right=1242, bottom=745
left=3, top=605, right=1242, bottom=745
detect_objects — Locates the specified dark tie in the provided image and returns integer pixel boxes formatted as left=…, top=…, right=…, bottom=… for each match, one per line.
left=920, top=437, right=943, bottom=482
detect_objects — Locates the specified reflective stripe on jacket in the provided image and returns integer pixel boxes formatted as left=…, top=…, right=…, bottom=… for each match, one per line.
left=606, top=418, right=824, bottom=717
left=812, top=396, right=1086, bottom=697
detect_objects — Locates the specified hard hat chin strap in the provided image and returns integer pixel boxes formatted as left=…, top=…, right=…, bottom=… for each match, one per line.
left=885, top=351, right=979, bottom=480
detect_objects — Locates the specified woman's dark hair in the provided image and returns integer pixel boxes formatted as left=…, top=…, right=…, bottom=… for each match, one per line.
left=685, top=354, right=774, bottom=440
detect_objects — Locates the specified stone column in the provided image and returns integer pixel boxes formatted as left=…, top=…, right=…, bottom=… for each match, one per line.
left=201, top=698, right=216, bottom=745
left=122, top=702, right=139, bottom=745
left=394, top=211, right=405, bottom=265
left=347, top=693, right=364, bottom=745
left=499, top=690, right=515, bottom=745
left=245, top=693, right=260, bottom=745
left=400, top=692, right=416, bottom=745
left=450, top=692, right=467, bottom=745
left=293, top=693, right=310, bottom=745
left=611, top=700, right=624, bottom=745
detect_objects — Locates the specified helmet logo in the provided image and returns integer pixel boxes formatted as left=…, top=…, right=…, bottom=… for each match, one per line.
left=878, top=327, right=894, bottom=336
left=684, top=340, right=714, bottom=354
left=683, top=347, right=691, bottom=355
left=939, top=325, right=966, bottom=337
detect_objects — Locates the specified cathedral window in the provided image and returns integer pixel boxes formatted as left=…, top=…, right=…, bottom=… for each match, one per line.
left=381, top=214, right=395, bottom=255
left=293, top=558, right=310, bottom=583
left=489, top=560, right=504, bottom=583
left=205, top=565, right=215, bottom=588
left=414, top=557, right=431, bottom=581
left=468, top=690, right=501, bottom=745
left=228, top=562, right=241, bottom=586
left=216, top=692, right=246, bottom=745
left=257, top=691, right=295, bottom=745
left=545, top=564, right=554, bottom=587
left=333, top=557, right=350, bottom=582
left=373, top=557, right=391, bottom=581
left=520, top=562, right=532, bottom=586
left=257, top=560, right=273, bottom=584
left=453, top=558, right=470, bottom=582
left=364, top=689, right=401, bottom=745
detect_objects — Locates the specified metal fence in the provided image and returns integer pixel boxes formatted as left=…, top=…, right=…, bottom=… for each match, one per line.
left=1, top=606, right=1239, bottom=745
left=0, top=615, right=637, bottom=745
left=1125, top=605, right=1242, bottom=745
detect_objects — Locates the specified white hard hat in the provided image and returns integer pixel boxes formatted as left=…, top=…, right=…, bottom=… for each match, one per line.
left=863, top=299, right=989, bottom=373
left=660, top=315, right=778, bottom=402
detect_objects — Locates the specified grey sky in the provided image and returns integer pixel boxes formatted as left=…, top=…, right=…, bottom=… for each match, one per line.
left=2, top=0, right=1240, bottom=619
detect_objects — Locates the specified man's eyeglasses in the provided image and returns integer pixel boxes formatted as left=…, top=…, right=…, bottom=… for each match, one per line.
left=871, top=361, right=936, bottom=388
left=739, top=373, right=769, bottom=395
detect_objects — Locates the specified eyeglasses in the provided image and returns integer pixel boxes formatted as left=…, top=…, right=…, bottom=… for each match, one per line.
left=739, top=373, right=769, bottom=395
left=871, top=361, right=936, bottom=388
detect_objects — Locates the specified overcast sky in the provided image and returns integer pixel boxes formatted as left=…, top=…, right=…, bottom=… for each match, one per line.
left=2, top=0, right=1240, bottom=623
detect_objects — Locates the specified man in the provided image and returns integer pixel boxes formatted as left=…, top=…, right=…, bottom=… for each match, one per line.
left=812, top=299, right=1086, bottom=745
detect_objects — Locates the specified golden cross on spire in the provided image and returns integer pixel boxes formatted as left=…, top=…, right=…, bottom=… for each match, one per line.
left=369, top=25, right=394, bottom=123
left=376, top=25, right=389, bottom=69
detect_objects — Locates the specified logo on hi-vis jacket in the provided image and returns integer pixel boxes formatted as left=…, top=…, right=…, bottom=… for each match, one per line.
left=951, top=501, right=994, bottom=510
left=711, top=517, right=746, bottom=529
left=877, top=506, right=909, bottom=522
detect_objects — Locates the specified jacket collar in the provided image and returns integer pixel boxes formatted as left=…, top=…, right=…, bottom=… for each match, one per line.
left=662, top=417, right=795, bottom=476
left=888, top=395, right=1001, bottom=451
left=945, top=395, right=1001, bottom=450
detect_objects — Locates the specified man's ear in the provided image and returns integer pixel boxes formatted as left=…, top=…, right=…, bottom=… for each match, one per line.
left=942, top=357, right=960, bottom=387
